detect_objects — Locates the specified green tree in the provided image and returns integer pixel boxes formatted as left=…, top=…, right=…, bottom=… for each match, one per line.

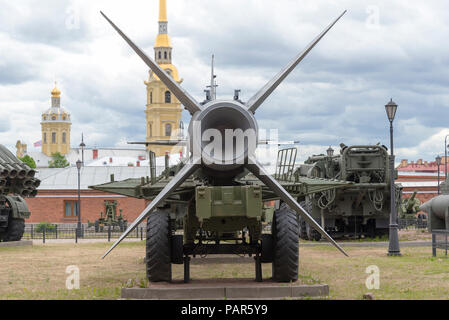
left=19, top=155, right=36, bottom=169
left=49, top=152, right=70, bottom=168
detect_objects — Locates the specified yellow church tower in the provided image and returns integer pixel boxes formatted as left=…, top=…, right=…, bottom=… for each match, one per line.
left=144, top=0, right=183, bottom=156
left=41, top=83, right=71, bottom=156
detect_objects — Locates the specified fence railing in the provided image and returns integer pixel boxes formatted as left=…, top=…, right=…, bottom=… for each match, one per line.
left=432, top=229, right=449, bottom=257
left=398, top=218, right=427, bottom=230
left=22, top=225, right=146, bottom=243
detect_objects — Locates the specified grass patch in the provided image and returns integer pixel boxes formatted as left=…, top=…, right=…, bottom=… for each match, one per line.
left=1, top=240, right=448, bottom=299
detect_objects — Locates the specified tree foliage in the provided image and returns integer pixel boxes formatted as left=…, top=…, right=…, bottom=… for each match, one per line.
left=19, top=155, right=37, bottom=169
left=49, top=152, right=70, bottom=168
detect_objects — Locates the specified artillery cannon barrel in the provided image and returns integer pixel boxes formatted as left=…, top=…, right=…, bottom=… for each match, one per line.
left=32, top=178, right=41, bottom=188
left=420, top=195, right=449, bottom=220
left=405, top=191, right=418, bottom=211
left=0, top=164, right=9, bottom=178
left=0, top=145, right=33, bottom=178
left=4, top=165, right=17, bottom=179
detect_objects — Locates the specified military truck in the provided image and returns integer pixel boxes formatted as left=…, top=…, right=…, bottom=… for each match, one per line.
left=296, top=143, right=403, bottom=240
left=88, top=200, right=128, bottom=232
left=93, top=10, right=349, bottom=283
left=0, top=144, right=40, bottom=241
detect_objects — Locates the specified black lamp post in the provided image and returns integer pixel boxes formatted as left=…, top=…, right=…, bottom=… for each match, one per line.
left=76, top=159, right=83, bottom=238
left=385, top=98, right=401, bottom=256
left=326, top=146, right=334, bottom=177
left=436, top=155, right=442, bottom=195
left=444, top=136, right=449, bottom=180
left=79, top=133, right=86, bottom=166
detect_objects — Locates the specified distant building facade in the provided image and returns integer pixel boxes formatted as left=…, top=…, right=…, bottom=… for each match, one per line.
left=25, top=167, right=149, bottom=225
left=41, top=83, right=72, bottom=156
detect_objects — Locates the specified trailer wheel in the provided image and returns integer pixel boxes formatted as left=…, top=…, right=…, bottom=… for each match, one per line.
left=2, top=218, right=25, bottom=242
left=146, top=210, right=172, bottom=282
left=272, top=203, right=299, bottom=282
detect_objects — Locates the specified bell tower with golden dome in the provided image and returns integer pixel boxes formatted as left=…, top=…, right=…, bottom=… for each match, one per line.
left=41, top=82, right=72, bottom=156
left=144, top=0, right=183, bottom=156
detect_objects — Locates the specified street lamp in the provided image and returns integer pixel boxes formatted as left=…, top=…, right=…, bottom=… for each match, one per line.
left=79, top=133, right=86, bottom=166
left=385, top=98, right=401, bottom=256
left=436, top=155, right=442, bottom=195
left=76, top=159, right=83, bottom=238
left=327, top=146, right=334, bottom=157
left=444, top=135, right=449, bottom=180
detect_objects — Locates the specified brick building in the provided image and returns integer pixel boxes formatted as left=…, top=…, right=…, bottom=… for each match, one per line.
left=26, top=166, right=150, bottom=225
left=396, top=157, right=448, bottom=205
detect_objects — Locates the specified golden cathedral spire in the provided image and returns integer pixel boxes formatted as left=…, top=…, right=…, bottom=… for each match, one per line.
left=145, top=0, right=183, bottom=156
left=155, top=0, right=171, bottom=48
left=159, top=0, right=168, bottom=22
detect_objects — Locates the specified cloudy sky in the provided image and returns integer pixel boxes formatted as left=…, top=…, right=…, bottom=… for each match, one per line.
left=1, top=0, right=449, bottom=163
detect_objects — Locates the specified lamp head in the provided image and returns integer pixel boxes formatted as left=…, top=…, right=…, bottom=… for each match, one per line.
left=385, top=98, right=398, bottom=122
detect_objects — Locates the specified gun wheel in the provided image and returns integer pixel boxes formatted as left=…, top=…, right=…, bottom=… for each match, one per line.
left=272, top=203, right=299, bottom=282
left=146, top=210, right=172, bottom=282
left=1, top=218, right=25, bottom=242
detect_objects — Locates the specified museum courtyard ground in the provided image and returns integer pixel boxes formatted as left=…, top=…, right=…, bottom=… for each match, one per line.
left=1, top=233, right=448, bottom=300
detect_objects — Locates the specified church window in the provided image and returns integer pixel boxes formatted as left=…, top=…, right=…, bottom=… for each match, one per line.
left=164, top=51, right=167, bottom=59
left=62, top=132, right=66, bottom=144
left=43, top=115, right=47, bottom=120
left=165, top=91, right=171, bottom=103
left=169, top=52, right=171, bottom=59
left=165, top=123, right=172, bottom=137
left=52, top=116, right=56, bottom=120
left=44, top=133, right=47, bottom=143
left=52, top=132, right=56, bottom=144
left=150, top=92, right=153, bottom=104
left=63, top=116, right=66, bottom=121
left=150, top=124, right=153, bottom=137
left=158, top=51, right=161, bottom=59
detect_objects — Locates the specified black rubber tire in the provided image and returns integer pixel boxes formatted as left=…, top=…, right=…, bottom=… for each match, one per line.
left=146, top=210, right=172, bottom=282
left=2, top=218, right=25, bottom=242
left=260, top=233, right=274, bottom=263
left=272, top=203, right=299, bottom=282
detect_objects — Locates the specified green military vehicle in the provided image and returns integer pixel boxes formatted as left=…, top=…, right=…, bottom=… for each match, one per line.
left=93, top=10, right=349, bottom=283
left=88, top=200, right=128, bottom=232
left=399, top=190, right=421, bottom=219
left=296, top=143, right=403, bottom=240
left=0, top=144, right=40, bottom=241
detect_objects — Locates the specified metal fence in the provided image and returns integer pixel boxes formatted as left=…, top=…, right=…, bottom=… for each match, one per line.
left=398, top=218, right=427, bottom=230
left=432, top=230, right=449, bottom=257
left=22, top=225, right=146, bottom=243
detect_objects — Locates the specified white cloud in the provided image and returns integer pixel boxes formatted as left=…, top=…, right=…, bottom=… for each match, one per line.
left=0, top=0, right=448, bottom=164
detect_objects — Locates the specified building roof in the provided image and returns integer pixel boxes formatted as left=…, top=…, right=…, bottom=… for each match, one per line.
left=27, top=147, right=149, bottom=168
left=36, top=166, right=153, bottom=190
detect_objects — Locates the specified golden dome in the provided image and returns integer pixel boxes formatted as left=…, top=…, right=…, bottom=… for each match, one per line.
left=51, top=82, right=61, bottom=97
left=155, top=34, right=171, bottom=48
